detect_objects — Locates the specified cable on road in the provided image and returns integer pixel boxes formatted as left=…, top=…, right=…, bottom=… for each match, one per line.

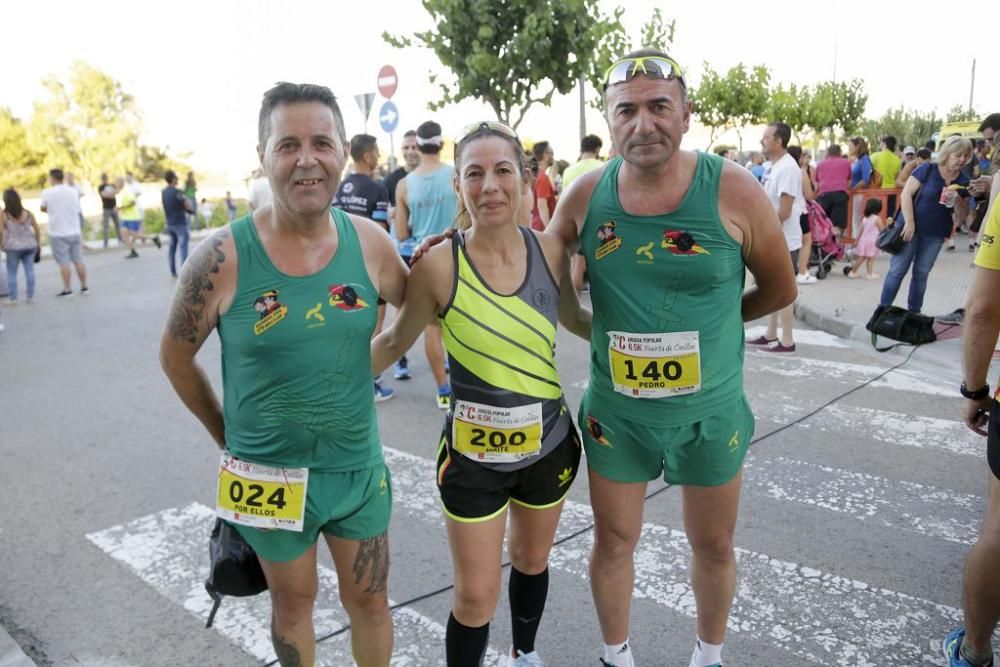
left=266, top=336, right=944, bottom=663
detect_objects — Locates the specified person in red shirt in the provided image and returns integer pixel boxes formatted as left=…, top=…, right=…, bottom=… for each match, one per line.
left=814, top=144, right=852, bottom=238
left=531, top=141, right=556, bottom=230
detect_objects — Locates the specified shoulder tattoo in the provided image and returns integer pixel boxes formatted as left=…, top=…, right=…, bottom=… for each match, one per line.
left=166, top=230, right=229, bottom=343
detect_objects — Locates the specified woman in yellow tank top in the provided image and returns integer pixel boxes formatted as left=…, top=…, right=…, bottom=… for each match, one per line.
left=372, top=121, right=591, bottom=666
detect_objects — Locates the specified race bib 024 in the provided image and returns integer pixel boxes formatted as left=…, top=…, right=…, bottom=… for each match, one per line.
left=216, top=454, right=308, bottom=532
left=608, top=330, right=701, bottom=399
left=452, top=400, right=543, bottom=464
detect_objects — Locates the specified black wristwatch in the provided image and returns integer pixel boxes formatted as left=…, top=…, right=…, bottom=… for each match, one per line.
left=960, top=381, right=991, bottom=400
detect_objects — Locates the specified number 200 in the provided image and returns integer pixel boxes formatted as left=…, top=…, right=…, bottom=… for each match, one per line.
left=470, top=428, right=527, bottom=448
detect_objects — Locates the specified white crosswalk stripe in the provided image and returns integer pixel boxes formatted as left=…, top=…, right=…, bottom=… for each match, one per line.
left=86, top=338, right=977, bottom=666
left=743, top=455, right=982, bottom=545
left=383, top=447, right=963, bottom=666
left=86, top=503, right=501, bottom=666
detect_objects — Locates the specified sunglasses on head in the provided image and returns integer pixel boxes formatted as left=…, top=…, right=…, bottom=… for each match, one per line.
left=602, top=56, right=686, bottom=91
left=455, top=120, right=519, bottom=146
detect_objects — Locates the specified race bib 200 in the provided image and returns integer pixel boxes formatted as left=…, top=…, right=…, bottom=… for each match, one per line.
left=452, top=400, right=543, bottom=464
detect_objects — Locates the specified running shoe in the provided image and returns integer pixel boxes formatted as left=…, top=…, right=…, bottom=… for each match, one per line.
left=153, top=236, right=162, bottom=249
left=761, top=342, right=796, bottom=353
left=125, top=250, right=139, bottom=259
left=80, top=286, right=90, bottom=295
left=56, top=290, right=73, bottom=298
left=943, top=627, right=993, bottom=666
left=436, top=392, right=451, bottom=410
left=394, top=359, right=411, bottom=380
left=746, top=335, right=777, bottom=346
left=374, top=381, right=395, bottom=403
left=506, top=648, right=544, bottom=666
left=796, top=273, right=817, bottom=284
left=936, top=308, right=966, bottom=325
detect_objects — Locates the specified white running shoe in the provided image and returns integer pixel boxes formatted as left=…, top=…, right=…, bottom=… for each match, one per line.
left=796, top=273, right=818, bottom=284
left=506, top=648, right=544, bottom=666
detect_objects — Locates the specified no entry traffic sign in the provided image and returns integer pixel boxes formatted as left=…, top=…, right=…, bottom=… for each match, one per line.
left=378, top=65, right=398, bottom=99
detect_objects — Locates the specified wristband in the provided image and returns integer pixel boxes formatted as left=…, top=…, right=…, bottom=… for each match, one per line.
left=960, top=382, right=990, bottom=400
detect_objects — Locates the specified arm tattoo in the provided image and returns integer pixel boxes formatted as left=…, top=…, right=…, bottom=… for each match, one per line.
left=166, top=230, right=229, bottom=343
left=271, top=622, right=304, bottom=667
left=353, top=532, right=389, bottom=594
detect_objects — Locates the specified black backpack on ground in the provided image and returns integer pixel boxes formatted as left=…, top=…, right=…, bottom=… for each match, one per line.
left=865, top=305, right=937, bottom=351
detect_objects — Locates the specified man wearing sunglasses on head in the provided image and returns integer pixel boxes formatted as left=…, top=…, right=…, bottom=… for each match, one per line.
left=548, top=49, right=797, bottom=667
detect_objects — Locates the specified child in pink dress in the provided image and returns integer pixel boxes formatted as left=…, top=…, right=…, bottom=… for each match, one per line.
left=847, top=198, right=886, bottom=279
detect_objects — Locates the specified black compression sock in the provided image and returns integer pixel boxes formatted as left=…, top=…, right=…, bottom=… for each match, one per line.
left=446, top=612, right=490, bottom=666
left=509, top=566, right=549, bottom=654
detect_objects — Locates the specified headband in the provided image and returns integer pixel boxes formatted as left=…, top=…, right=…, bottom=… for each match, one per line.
left=416, top=134, right=443, bottom=146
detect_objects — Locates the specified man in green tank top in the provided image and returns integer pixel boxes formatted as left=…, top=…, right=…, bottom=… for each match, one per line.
left=549, top=49, right=798, bottom=667
left=160, top=82, right=408, bottom=667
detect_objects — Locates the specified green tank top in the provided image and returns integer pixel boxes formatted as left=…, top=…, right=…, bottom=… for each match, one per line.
left=580, top=152, right=746, bottom=427
left=218, top=210, right=382, bottom=472
left=439, top=227, right=571, bottom=471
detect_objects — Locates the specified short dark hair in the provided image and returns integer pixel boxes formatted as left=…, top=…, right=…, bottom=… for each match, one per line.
left=924, top=140, right=936, bottom=151
left=3, top=188, right=23, bottom=219
left=769, top=122, right=791, bottom=149
left=787, top=145, right=802, bottom=162
left=258, top=82, right=346, bottom=148
left=532, top=141, right=551, bottom=161
left=827, top=144, right=842, bottom=157
left=349, top=134, right=378, bottom=163
left=164, top=169, right=178, bottom=185
left=416, top=121, right=443, bottom=154
left=49, top=168, right=64, bottom=182
left=580, top=134, right=603, bottom=154
left=978, top=113, right=1000, bottom=133
left=882, top=136, right=897, bottom=151
left=864, top=197, right=883, bottom=216
left=403, top=130, right=417, bottom=139
left=917, top=147, right=932, bottom=160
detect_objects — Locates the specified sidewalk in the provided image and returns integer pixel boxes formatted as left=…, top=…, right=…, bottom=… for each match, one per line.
left=793, top=239, right=975, bottom=341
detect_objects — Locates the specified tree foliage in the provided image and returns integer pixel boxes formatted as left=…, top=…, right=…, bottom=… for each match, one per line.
left=858, top=106, right=942, bottom=151
left=945, top=105, right=978, bottom=123
left=691, top=63, right=770, bottom=150
left=0, top=61, right=186, bottom=191
left=0, top=108, right=47, bottom=190
left=384, top=0, right=621, bottom=130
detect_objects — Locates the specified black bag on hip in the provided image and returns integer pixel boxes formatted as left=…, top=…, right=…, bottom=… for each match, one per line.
left=875, top=211, right=907, bottom=254
left=865, top=304, right=936, bottom=351
left=204, top=518, right=268, bottom=628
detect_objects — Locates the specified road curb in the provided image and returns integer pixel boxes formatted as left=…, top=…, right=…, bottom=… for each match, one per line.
left=0, top=625, right=36, bottom=667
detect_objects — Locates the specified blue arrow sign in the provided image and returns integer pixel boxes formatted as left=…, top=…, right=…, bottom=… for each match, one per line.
left=379, top=101, right=399, bottom=133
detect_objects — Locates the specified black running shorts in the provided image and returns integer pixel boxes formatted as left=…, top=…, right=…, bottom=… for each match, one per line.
left=435, top=428, right=582, bottom=522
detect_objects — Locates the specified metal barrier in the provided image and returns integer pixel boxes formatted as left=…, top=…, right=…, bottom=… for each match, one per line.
left=842, top=187, right=900, bottom=246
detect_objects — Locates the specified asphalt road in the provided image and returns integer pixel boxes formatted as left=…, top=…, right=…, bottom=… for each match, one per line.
left=0, top=243, right=989, bottom=666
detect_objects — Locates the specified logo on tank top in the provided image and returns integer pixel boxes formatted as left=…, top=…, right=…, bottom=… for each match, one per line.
left=532, top=289, right=551, bottom=309
left=252, top=289, right=288, bottom=335
left=661, top=230, right=710, bottom=255
left=586, top=414, right=613, bottom=448
left=328, top=284, right=370, bottom=311
left=595, top=221, right=622, bottom=259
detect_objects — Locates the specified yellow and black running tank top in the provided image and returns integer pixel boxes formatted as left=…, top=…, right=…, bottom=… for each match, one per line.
left=439, top=227, right=571, bottom=471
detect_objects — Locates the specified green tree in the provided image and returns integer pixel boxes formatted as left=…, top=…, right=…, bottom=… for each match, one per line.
left=858, top=106, right=941, bottom=151
left=0, top=108, right=47, bottom=190
left=689, top=65, right=729, bottom=148
left=768, top=83, right=810, bottom=144
left=384, top=0, right=621, bottom=130
left=810, top=79, right=867, bottom=143
left=691, top=63, right=770, bottom=151
left=27, top=61, right=142, bottom=183
left=945, top=104, right=978, bottom=122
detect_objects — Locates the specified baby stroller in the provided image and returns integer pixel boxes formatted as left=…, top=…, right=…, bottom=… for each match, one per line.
left=806, top=199, right=845, bottom=279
